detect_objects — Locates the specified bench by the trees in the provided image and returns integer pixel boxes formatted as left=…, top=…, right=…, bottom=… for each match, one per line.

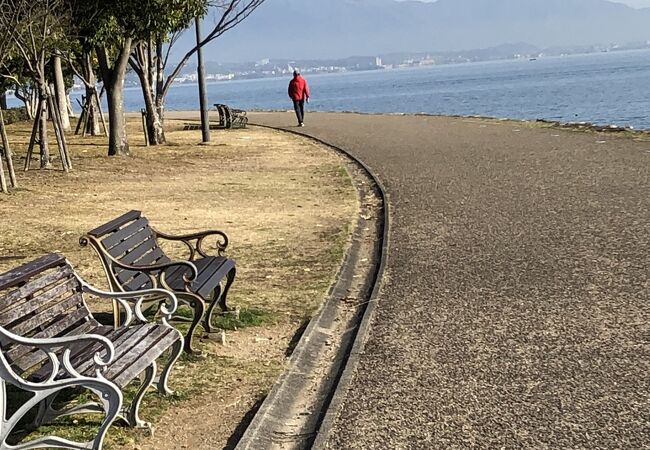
left=214, top=104, right=248, bottom=129
left=0, top=253, right=183, bottom=450
left=80, top=210, right=237, bottom=354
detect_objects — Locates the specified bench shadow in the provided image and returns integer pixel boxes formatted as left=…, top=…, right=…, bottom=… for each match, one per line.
left=5, top=385, right=99, bottom=446
left=221, top=396, right=266, bottom=450
left=0, top=256, right=26, bottom=262
left=92, top=312, right=115, bottom=326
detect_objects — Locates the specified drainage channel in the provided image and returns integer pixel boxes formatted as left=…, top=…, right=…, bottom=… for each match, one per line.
left=235, top=129, right=387, bottom=450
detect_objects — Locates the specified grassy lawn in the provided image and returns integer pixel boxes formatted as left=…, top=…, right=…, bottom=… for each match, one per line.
left=0, top=117, right=357, bottom=449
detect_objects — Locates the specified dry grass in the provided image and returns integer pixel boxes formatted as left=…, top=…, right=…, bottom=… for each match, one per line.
left=0, top=118, right=357, bottom=449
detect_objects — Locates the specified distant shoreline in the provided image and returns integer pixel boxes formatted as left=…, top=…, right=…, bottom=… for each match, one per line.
left=166, top=110, right=650, bottom=135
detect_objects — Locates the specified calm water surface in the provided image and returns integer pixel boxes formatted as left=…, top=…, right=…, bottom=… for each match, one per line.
left=12, top=49, right=650, bottom=129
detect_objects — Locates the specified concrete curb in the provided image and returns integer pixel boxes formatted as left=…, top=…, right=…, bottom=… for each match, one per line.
left=235, top=124, right=390, bottom=449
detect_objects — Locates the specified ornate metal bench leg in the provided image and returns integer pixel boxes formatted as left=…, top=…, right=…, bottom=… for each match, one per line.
left=93, top=383, right=124, bottom=450
left=157, top=336, right=183, bottom=396
left=217, top=267, right=237, bottom=312
left=1, top=378, right=122, bottom=450
left=123, top=362, right=156, bottom=429
left=204, top=285, right=222, bottom=334
left=184, top=297, right=205, bottom=354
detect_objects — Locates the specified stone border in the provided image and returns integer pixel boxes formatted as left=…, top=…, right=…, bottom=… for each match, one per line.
left=304, top=134, right=390, bottom=450
left=234, top=125, right=390, bottom=449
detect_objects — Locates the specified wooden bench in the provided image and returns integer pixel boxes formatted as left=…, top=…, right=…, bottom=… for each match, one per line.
left=80, top=210, right=237, bottom=354
left=0, top=253, right=183, bottom=450
left=214, top=103, right=248, bottom=129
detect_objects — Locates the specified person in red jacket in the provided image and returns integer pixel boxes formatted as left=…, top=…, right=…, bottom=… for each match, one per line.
left=288, top=69, right=310, bottom=126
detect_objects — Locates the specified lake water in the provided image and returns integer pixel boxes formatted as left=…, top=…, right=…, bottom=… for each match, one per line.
left=10, top=49, right=650, bottom=129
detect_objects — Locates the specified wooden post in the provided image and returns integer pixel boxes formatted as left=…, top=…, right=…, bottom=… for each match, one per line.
left=0, top=135, right=7, bottom=193
left=141, top=109, right=150, bottom=147
left=75, top=97, right=87, bottom=135
left=46, top=88, right=70, bottom=172
left=81, top=96, right=90, bottom=137
left=25, top=101, right=43, bottom=171
left=0, top=108, right=17, bottom=188
left=95, top=90, right=108, bottom=137
left=48, top=86, right=72, bottom=169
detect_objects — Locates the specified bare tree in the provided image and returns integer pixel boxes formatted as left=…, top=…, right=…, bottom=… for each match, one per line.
left=0, top=0, right=71, bottom=169
left=0, top=0, right=21, bottom=191
left=67, top=47, right=106, bottom=136
left=130, top=0, right=266, bottom=145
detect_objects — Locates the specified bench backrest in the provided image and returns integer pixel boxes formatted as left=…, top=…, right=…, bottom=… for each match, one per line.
left=0, top=254, right=94, bottom=377
left=84, top=210, right=171, bottom=292
left=215, top=104, right=233, bottom=127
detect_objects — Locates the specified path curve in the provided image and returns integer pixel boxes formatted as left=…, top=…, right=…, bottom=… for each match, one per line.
left=251, top=112, right=649, bottom=449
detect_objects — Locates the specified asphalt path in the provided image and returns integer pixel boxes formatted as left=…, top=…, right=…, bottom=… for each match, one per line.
left=248, top=112, right=649, bottom=449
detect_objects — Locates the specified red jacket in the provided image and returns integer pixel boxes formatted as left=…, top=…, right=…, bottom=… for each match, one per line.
left=288, top=75, right=310, bottom=101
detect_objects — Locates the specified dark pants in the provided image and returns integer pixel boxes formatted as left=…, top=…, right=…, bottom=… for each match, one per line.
left=293, top=99, right=305, bottom=124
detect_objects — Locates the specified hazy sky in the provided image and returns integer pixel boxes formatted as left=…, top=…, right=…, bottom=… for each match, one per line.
left=611, top=0, right=650, bottom=6
left=405, top=0, right=650, bottom=7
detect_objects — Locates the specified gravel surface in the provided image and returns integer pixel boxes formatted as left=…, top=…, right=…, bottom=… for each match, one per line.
left=252, top=112, right=649, bottom=449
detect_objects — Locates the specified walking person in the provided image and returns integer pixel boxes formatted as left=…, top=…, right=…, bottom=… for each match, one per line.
left=288, top=69, right=310, bottom=127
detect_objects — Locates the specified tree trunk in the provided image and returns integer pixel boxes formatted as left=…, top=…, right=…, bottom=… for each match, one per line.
left=97, top=39, right=132, bottom=156
left=53, top=54, right=71, bottom=131
left=0, top=92, right=6, bottom=110
left=132, top=41, right=166, bottom=145
left=136, top=69, right=166, bottom=145
left=145, top=95, right=165, bottom=145
left=105, top=79, right=129, bottom=156
left=37, top=86, right=50, bottom=168
left=81, top=50, right=100, bottom=135
left=84, top=87, right=101, bottom=136
left=15, top=86, right=38, bottom=120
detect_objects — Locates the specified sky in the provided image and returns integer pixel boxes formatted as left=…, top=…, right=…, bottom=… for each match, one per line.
left=403, top=0, right=650, bottom=6
left=613, top=0, right=650, bottom=6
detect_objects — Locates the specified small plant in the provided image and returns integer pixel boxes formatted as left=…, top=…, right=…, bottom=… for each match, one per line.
left=211, top=307, right=274, bottom=331
left=2, top=107, right=28, bottom=124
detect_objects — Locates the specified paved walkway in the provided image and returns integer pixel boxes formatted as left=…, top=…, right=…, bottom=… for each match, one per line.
left=251, top=112, right=649, bottom=449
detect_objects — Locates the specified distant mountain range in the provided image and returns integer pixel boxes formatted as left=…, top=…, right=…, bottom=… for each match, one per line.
left=172, top=0, right=650, bottom=63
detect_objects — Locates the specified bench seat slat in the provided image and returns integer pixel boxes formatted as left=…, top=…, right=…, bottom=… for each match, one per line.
left=122, top=272, right=154, bottom=291
left=167, top=256, right=235, bottom=298
left=120, top=238, right=158, bottom=266
left=105, top=326, right=174, bottom=386
left=112, top=329, right=179, bottom=388
left=30, top=325, right=137, bottom=382
left=72, top=325, right=156, bottom=376
left=107, top=227, right=156, bottom=260
left=8, top=293, right=84, bottom=338
left=116, top=269, right=139, bottom=285
left=87, top=210, right=142, bottom=239
left=194, top=257, right=236, bottom=298
left=100, top=216, right=149, bottom=250
left=0, top=254, right=67, bottom=291
left=14, top=314, right=97, bottom=376
left=0, top=266, right=73, bottom=313
left=7, top=309, right=92, bottom=363
left=1, top=278, right=79, bottom=328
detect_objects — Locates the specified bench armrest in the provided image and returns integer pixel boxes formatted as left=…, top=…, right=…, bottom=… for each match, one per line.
left=80, top=234, right=199, bottom=290
left=76, top=276, right=179, bottom=326
left=154, top=228, right=229, bottom=259
left=0, top=325, right=115, bottom=385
